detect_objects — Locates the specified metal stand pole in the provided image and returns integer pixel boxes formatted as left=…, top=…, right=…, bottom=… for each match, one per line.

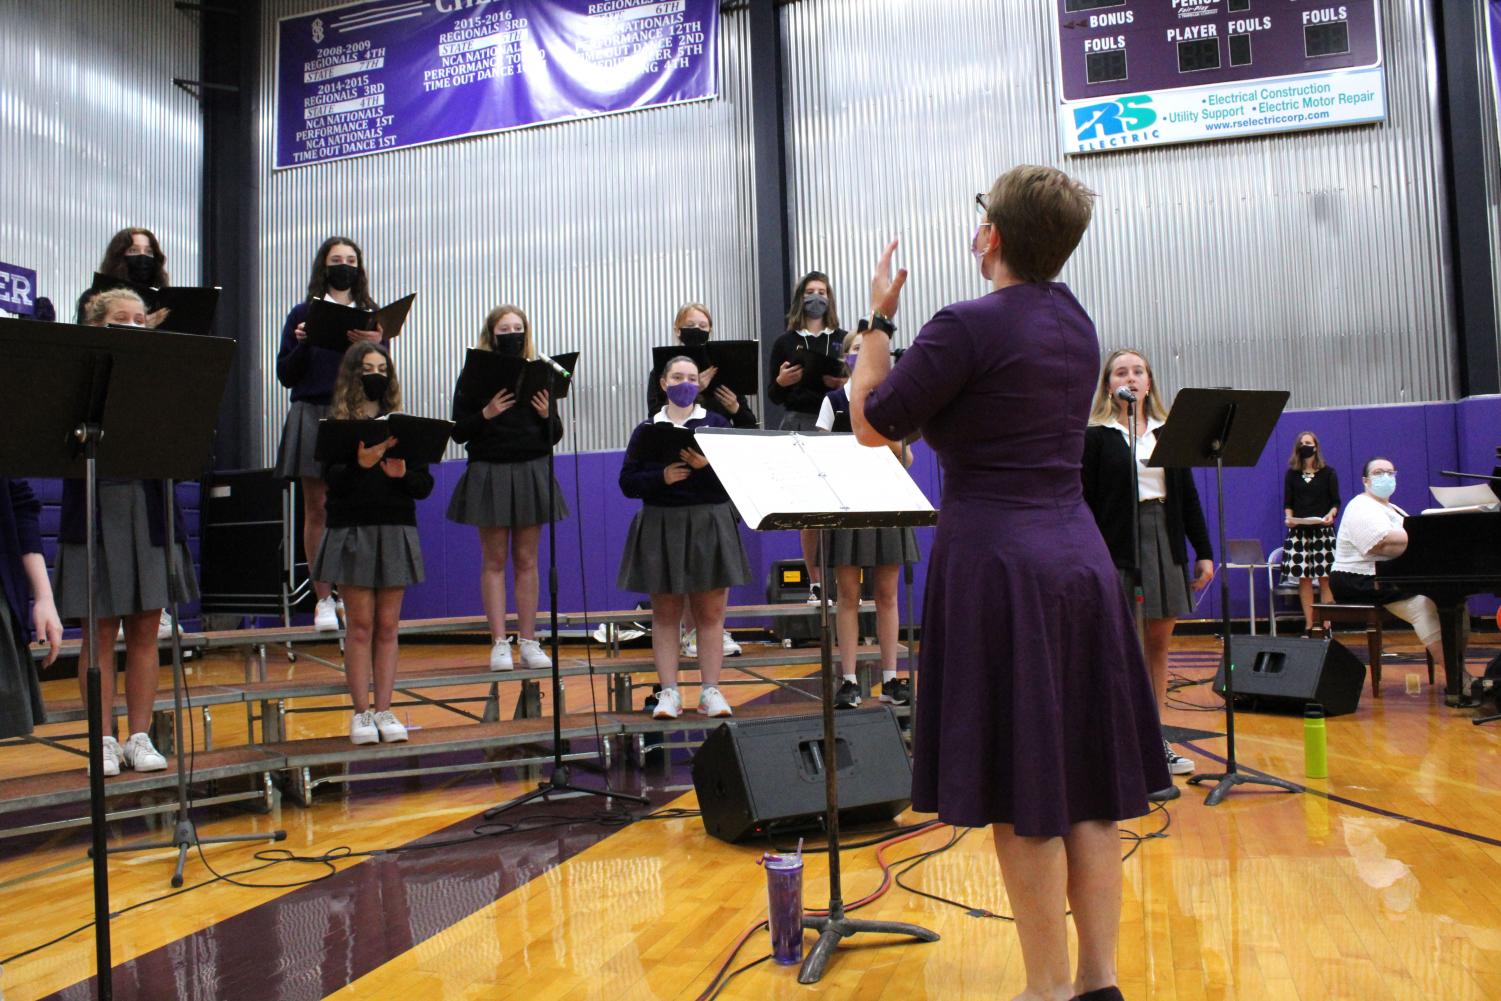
left=797, top=528, right=937, bottom=984
left=76, top=424, right=113, bottom=1001
left=1188, top=407, right=1300, bottom=806
left=108, top=481, right=285, bottom=885
left=487, top=380, right=645, bottom=817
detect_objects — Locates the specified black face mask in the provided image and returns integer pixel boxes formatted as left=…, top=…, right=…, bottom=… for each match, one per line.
left=491, top=332, right=525, bottom=357
left=326, top=263, right=360, bottom=292
left=1298, top=444, right=1317, bottom=459
left=125, top=254, right=157, bottom=285
left=360, top=372, right=389, bottom=402
left=678, top=327, right=710, bottom=347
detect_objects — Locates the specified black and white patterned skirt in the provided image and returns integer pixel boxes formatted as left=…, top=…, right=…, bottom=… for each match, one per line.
left=447, top=457, right=569, bottom=528
left=1282, top=524, right=1335, bottom=581
left=273, top=400, right=329, bottom=481
left=616, top=502, right=752, bottom=595
left=313, top=524, right=424, bottom=589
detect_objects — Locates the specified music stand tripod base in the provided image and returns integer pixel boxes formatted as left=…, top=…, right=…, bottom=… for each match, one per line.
left=1186, top=767, right=1301, bottom=807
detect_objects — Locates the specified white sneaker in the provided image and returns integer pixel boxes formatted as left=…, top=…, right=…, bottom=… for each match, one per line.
left=517, top=637, right=552, bottom=670
left=680, top=629, right=698, bottom=658
left=350, top=710, right=378, bottom=745
left=122, top=732, right=167, bottom=772
left=721, top=631, right=741, bottom=656
left=373, top=710, right=408, bottom=743
left=698, top=686, right=733, bottom=718
left=1164, top=739, right=1194, bottom=776
left=652, top=687, right=683, bottom=720
left=96, top=736, right=123, bottom=777
left=489, top=638, right=514, bottom=672
left=157, top=613, right=176, bottom=640
left=314, top=596, right=340, bottom=632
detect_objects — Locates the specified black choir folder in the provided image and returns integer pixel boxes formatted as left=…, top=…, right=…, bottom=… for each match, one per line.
left=457, top=349, right=578, bottom=402
left=313, top=414, right=454, bottom=464
left=650, top=341, right=761, bottom=398
left=89, top=273, right=221, bottom=336
left=792, top=343, right=845, bottom=390
left=304, top=293, right=417, bottom=352
left=629, top=423, right=702, bottom=464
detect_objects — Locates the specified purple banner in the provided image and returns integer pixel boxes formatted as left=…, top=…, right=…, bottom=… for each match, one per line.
left=0, top=260, right=37, bottom=316
left=276, top=0, right=718, bottom=169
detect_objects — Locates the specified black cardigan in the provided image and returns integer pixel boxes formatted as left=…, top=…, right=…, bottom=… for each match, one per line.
left=767, top=329, right=843, bottom=416
left=1081, top=424, right=1214, bottom=569
left=1283, top=466, right=1340, bottom=519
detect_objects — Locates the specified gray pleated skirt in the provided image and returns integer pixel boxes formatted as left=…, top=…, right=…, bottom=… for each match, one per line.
left=313, top=524, right=424, bottom=589
left=447, top=457, right=570, bottom=528
left=0, top=602, right=46, bottom=739
left=274, top=400, right=329, bottom=481
left=617, top=502, right=752, bottom=595
left=1116, top=500, right=1193, bottom=620
left=778, top=411, right=820, bottom=432
left=54, top=481, right=200, bottom=620
left=817, top=527, right=920, bottom=569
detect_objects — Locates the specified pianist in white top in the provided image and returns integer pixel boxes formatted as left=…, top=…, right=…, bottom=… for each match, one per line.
left=1328, top=456, right=1451, bottom=692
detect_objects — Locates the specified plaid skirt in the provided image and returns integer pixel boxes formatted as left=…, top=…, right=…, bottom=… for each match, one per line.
left=1282, top=524, right=1335, bottom=580
left=273, top=400, right=329, bottom=481
left=313, top=524, right=424, bottom=589
left=54, top=481, right=200, bottom=619
left=447, top=457, right=569, bottom=528
left=617, top=502, right=752, bottom=595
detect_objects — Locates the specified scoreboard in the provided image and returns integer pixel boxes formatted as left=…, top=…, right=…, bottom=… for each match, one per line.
left=1056, top=1, right=1386, bottom=154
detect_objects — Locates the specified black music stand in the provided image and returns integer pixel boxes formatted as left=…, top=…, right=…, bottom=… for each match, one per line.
left=1149, top=388, right=1300, bottom=807
left=485, top=352, right=648, bottom=816
left=0, top=318, right=269, bottom=998
left=695, top=428, right=940, bottom=983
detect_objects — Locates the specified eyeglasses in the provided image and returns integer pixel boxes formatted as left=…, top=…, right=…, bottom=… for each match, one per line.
left=1368, top=468, right=1397, bottom=476
left=974, top=193, right=988, bottom=217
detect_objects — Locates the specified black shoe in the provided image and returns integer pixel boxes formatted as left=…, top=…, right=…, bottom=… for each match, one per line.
left=834, top=679, right=862, bottom=709
left=806, top=582, right=823, bottom=604
left=879, top=677, right=911, bottom=706
left=1072, top=988, right=1124, bottom=1001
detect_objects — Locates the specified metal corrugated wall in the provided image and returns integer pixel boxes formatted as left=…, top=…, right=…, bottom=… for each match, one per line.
left=780, top=0, right=1457, bottom=409
left=0, top=0, right=201, bottom=312
left=252, top=2, right=759, bottom=463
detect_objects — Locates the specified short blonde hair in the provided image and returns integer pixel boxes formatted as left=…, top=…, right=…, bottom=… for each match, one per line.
left=984, top=165, right=1095, bottom=283
left=83, top=288, right=146, bottom=326
left=673, top=302, right=713, bottom=335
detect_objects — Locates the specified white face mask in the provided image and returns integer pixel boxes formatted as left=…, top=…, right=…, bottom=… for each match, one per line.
left=971, top=223, right=994, bottom=281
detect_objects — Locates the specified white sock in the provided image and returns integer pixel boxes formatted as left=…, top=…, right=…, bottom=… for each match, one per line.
left=882, top=670, right=898, bottom=683
left=842, top=674, right=858, bottom=685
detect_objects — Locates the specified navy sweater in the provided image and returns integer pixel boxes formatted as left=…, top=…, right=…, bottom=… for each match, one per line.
left=0, top=480, right=42, bottom=648
left=619, top=411, right=734, bottom=507
left=450, top=376, right=564, bottom=463
left=275, top=301, right=358, bottom=404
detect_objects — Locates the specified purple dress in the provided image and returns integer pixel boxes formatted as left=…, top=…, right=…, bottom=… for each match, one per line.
left=864, top=283, right=1169, bottom=835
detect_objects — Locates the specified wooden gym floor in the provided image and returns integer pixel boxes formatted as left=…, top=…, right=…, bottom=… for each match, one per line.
left=0, top=630, right=1498, bottom=1001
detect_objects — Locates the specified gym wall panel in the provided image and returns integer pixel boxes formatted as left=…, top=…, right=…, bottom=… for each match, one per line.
left=779, top=0, right=1458, bottom=411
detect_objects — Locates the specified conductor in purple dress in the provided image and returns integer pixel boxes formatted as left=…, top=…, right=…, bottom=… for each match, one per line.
left=851, top=166, right=1168, bottom=1001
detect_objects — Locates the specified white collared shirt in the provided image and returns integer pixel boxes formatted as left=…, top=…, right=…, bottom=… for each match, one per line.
left=653, top=404, right=707, bottom=427
left=1105, top=415, right=1166, bottom=502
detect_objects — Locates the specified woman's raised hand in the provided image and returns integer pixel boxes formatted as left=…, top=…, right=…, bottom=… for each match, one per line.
left=870, top=239, right=908, bottom=319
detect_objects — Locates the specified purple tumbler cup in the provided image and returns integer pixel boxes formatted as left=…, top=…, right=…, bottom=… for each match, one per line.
left=764, top=852, right=805, bottom=965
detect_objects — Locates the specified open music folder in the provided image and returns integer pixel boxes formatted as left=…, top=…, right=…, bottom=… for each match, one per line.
left=693, top=429, right=936, bottom=530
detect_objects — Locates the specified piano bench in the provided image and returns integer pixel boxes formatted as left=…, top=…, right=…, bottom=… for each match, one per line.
left=1311, top=603, right=1436, bottom=697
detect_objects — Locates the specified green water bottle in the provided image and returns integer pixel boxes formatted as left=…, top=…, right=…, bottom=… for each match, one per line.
left=1303, top=703, right=1328, bottom=779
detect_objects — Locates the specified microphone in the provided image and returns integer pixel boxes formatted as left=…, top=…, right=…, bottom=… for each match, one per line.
left=1114, top=386, right=1137, bottom=403
left=536, top=352, right=571, bottom=378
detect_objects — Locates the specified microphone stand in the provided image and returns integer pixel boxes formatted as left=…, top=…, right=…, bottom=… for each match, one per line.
left=487, top=356, right=646, bottom=818
left=1123, top=392, right=1145, bottom=639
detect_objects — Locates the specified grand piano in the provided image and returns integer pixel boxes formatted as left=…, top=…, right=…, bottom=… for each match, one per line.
left=1375, top=456, right=1501, bottom=704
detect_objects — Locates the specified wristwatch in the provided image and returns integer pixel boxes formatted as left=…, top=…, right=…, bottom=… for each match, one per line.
left=868, top=312, right=896, bottom=336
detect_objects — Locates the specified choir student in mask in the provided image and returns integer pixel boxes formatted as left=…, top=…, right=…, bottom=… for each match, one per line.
left=618, top=357, right=752, bottom=721
left=53, top=289, right=198, bottom=776
left=76, top=226, right=172, bottom=327
left=768, top=271, right=848, bottom=602
left=448, top=305, right=568, bottom=672
left=645, top=303, right=758, bottom=428
left=314, top=343, right=432, bottom=745
left=273, top=236, right=384, bottom=633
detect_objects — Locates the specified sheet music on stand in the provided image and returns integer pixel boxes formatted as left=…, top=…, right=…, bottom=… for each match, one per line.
left=694, top=429, right=936, bottom=530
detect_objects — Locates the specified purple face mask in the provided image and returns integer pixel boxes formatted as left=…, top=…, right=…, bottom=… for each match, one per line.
left=665, top=380, right=700, bottom=408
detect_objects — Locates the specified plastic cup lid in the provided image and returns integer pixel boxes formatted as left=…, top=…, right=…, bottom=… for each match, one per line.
left=762, top=852, right=802, bottom=869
